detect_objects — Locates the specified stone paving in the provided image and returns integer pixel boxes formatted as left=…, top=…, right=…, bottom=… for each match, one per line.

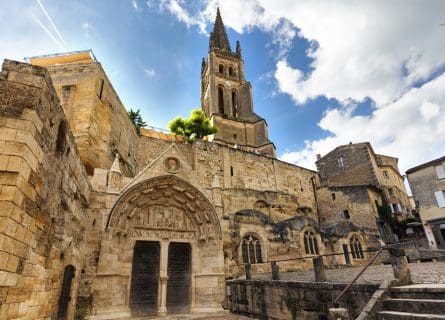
left=140, top=312, right=251, bottom=320
left=254, top=261, right=445, bottom=284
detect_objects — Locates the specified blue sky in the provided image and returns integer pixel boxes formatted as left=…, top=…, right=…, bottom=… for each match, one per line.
left=1, top=0, right=445, bottom=174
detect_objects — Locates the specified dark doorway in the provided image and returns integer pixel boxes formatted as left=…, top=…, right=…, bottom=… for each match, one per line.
left=167, top=243, right=191, bottom=314
left=343, top=244, right=351, bottom=265
left=57, top=265, right=75, bottom=320
left=130, top=241, right=160, bottom=316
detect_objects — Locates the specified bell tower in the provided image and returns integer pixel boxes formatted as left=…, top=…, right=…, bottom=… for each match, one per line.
left=201, top=8, right=276, bottom=157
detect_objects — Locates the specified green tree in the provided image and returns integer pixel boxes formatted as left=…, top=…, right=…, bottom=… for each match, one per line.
left=128, top=108, right=147, bottom=134
left=168, top=109, right=218, bottom=142
left=377, top=196, right=395, bottom=231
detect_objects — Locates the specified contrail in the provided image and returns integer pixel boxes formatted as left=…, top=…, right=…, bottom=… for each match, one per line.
left=32, top=14, right=67, bottom=51
left=35, top=0, right=65, bottom=44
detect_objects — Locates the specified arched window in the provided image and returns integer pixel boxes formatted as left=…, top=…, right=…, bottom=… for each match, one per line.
left=232, top=91, right=238, bottom=118
left=350, top=237, right=364, bottom=259
left=218, top=87, right=225, bottom=114
left=303, top=230, right=319, bottom=255
left=229, top=66, right=233, bottom=76
left=219, top=64, right=224, bottom=74
left=242, top=234, right=262, bottom=264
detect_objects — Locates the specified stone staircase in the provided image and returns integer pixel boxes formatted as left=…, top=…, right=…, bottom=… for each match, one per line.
left=377, top=284, right=445, bottom=319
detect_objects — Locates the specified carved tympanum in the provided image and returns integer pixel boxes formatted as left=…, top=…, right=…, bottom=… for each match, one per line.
left=106, top=175, right=221, bottom=244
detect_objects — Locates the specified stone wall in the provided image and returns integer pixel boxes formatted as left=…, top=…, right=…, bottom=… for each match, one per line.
left=44, top=62, right=139, bottom=176
left=317, top=186, right=381, bottom=229
left=0, top=60, right=90, bottom=319
left=316, top=143, right=378, bottom=187
left=228, top=279, right=378, bottom=319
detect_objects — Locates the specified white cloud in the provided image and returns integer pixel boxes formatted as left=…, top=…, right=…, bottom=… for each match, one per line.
left=143, top=67, right=156, bottom=77
left=160, top=0, right=208, bottom=34
left=280, top=73, right=445, bottom=174
left=132, top=0, right=141, bottom=12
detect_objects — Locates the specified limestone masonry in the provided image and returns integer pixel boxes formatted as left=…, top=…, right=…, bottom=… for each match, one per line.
left=0, top=10, right=414, bottom=320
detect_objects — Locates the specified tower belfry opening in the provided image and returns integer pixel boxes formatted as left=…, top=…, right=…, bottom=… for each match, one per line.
left=200, top=8, right=276, bottom=157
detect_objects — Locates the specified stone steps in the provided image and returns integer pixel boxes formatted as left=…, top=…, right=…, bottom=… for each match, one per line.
left=377, top=284, right=445, bottom=319
left=383, top=298, right=445, bottom=314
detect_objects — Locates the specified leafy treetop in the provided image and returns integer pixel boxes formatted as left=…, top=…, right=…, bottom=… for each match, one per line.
left=168, top=109, right=218, bottom=142
left=128, top=108, right=147, bottom=134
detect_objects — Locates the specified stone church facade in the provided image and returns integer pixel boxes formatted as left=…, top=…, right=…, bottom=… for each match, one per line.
left=0, top=10, right=393, bottom=320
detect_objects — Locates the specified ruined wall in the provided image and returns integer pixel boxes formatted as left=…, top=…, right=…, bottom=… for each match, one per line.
left=0, top=60, right=90, bottom=319
left=43, top=62, right=139, bottom=176
left=317, top=186, right=379, bottom=230
left=316, top=143, right=378, bottom=187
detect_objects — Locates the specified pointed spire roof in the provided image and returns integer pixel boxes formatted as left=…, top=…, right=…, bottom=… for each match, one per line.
left=209, top=8, right=231, bottom=51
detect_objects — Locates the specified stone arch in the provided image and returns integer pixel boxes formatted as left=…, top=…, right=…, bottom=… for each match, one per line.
left=253, top=200, right=270, bottom=215
left=106, top=175, right=222, bottom=243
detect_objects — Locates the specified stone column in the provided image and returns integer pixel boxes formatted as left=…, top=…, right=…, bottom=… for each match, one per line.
left=158, top=276, right=168, bottom=316
left=271, top=261, right=279, bottom=280
left=157, top=240, right=169, bottom=316
left=245, top=263, right=252, bottom=280
left=389, top=248, right=411, bottom=285
left=313, top=257, right=327, bottom=282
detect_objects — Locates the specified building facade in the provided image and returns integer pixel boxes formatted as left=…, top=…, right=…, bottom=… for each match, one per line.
left=407, top=156, right=445, bottom=249
left=0, top=11, right=387, bottom=320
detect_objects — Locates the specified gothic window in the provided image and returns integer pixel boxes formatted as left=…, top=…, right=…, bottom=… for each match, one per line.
left=303, top=230, right=319, bottom=255
left=219, top=64, right=224, bottom=74
left=350, top=237, right=364, bottom=259
left=337, top=156, right=345, bottom=169
left=232, top=91, right=238, bottom=118
left=242, top=234, right=262, bottom=264
left=218, top=87, right=225, bottom=114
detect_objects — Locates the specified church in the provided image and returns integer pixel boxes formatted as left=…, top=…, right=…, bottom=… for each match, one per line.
left=0, top=9, right=405, bottom=320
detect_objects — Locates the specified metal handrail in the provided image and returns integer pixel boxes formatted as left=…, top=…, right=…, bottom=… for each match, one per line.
left=333, top=240, right=415, bottom=307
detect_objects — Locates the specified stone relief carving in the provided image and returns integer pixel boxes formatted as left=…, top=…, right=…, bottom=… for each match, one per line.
left=106, top=175, right=222, bottom=244
left=164, top=157, right=180, bottom=173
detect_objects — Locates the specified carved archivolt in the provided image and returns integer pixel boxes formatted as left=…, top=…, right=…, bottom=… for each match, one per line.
left=106, top=175, right=221, bottom=244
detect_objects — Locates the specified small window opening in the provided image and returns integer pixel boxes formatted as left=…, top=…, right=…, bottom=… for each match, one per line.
left=229, top=66, right=233, bottom=76
left=383, top=170, right=389, bottom=179
left=230, top=166, right=234, bottom=176
left=332, top=193, right=336, bottom=201
left=219, top=64, right=224, bottom=74
left=388, top=188, right=394, bottom=196
left=56, top=121, right=67, bottom=155
left=98, top=79, right=104, bottom=100
left=343, top=210, right=350, bottom=219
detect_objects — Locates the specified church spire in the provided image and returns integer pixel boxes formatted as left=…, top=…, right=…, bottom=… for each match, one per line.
left=209, top=7, right=231, bottom=51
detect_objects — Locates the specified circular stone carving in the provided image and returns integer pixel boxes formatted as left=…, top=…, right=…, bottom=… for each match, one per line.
left=164, top=157, right=180, bottom=173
